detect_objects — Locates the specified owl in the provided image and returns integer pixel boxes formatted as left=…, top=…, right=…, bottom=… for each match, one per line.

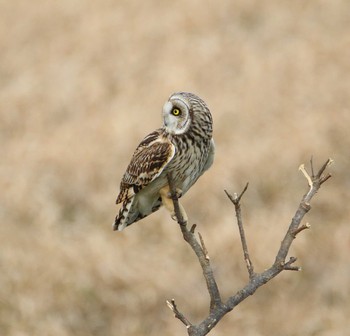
left=114, top=92, right=214, bottom=231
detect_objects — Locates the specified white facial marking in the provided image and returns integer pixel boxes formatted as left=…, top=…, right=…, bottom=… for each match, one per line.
left=162, top=96, right=191, bottom=134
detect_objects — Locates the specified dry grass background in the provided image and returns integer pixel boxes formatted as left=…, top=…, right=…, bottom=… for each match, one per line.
left=1, top=0, right=350, bottom=335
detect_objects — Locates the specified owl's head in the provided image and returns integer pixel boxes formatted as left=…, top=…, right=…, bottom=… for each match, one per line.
left=162, top=92, right=212, bottom=136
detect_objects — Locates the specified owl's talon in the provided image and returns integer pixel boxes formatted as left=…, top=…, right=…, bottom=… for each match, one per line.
left=167, top=188, right=183, bottom=199
left=176, top=188, right=183, bottom=198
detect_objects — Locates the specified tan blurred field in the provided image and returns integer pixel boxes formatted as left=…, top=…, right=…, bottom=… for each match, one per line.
left=1, top=0, right=350, bottom=335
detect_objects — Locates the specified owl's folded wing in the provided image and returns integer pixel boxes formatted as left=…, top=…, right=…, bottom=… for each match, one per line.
left=116, top=130, right=175, bottom=204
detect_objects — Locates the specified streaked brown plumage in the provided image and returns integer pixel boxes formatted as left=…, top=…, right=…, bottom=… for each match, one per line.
left=114, top=92, right=214, bottom=231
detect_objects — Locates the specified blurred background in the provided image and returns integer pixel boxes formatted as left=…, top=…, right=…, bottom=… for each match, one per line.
left=1, top=0, right=349, bottom=335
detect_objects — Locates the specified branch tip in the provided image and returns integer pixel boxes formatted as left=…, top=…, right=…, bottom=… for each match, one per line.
left=166, top=299, right=192, bottom=327
left=292, top=222, right=311, bottom=237
left=320, top=173, right=332, bottom=185
left=283, top=257, right=300, bottom=271
left=236, top=182, right=249, bottom=204
left=224, top=189, right=234, bottom=203
left=317, top=158, right=334, bottom=178
left=284, top=265, right=302, bottom=271
left=299, top=164, right=313, bottom=187
left=225, top=183, right=249, bottom=205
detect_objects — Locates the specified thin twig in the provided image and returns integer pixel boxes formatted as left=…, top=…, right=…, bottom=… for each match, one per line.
left=291, top=223, right=311, bottom=238
left=314, top=158, right=333, bottom=185
left=310, top=156, right=315, bottom=178
left=320, top=173, right=332, bottom=184
left=225, top=184, right=255, bottom=280
left=283, top=257, right=301, bottom=271
left=198, top=232, right=210, bottom=260
left=166, top=299, right=192, bottom=328
left=299, top=164, right=313, bottom=188
left=316, top=158, right=333, bottom=179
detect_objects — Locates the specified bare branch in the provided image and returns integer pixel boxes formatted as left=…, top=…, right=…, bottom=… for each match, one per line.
left=167, top=174, right=222, bottom=314
left=166, top=159, right=332, bottom=336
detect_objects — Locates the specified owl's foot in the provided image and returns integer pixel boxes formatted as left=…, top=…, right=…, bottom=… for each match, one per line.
left=167, top=188, right=183, bottom=199
left=160, top=185, right=188, bottom=223
left=160, top=185, right=182, bottom=201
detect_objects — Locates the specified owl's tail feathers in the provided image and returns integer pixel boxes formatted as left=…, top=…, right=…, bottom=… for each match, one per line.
left=113, top=197, right=133, bottom=231
left=116, top=187, right=131, bottom=204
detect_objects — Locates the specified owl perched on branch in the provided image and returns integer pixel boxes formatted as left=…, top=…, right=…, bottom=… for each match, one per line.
left=114, top=92, right=215, bottom=231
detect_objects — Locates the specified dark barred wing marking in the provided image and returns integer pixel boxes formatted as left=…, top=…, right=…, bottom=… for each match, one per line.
left=116, top=130, right=175, bottom=203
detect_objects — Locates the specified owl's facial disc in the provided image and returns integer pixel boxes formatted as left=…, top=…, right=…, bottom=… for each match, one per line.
left=162, top=98, right=191, bottom=135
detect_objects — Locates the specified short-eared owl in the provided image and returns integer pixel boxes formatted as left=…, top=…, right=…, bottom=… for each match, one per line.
left=114, top=92, right=214, bottom=231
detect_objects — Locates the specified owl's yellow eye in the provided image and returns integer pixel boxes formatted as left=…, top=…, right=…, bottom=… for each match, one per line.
left=171, top=108, right=181, bottom=116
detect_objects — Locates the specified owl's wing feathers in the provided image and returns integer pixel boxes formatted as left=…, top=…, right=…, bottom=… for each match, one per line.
left=116, top=130, right=175, bottom=204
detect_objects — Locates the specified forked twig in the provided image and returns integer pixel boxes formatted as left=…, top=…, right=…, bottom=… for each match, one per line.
left=225, top=183, right=255, bottom=279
